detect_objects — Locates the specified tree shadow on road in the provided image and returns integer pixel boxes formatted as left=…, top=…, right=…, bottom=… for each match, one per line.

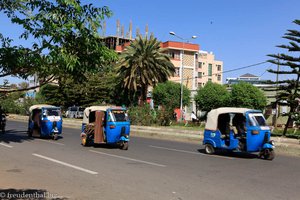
left=0, top=129, right=64, bottom=144
left=0, top=129, right=33, bottom=144
left=0, top=188, right=68, bottom=200
left=197, top=149, right=259, bottom=159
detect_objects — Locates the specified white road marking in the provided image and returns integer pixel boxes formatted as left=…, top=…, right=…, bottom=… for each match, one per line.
left=32, top=153, right=98, bottom=175
left=149, top=145, right=235, bottom=160
left=89, top=150, right=166, bottom=167
left=0, top=143, right=13, bottom=148
left=36, top=139, right=65, bottom=146
left=149, top=145, right=200, bottom=155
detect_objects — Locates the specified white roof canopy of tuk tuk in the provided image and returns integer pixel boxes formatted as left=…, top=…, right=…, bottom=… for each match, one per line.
left=29, top=104, right=58, bottom=112
left=205, top=107, right=253, bottom=131
left=83, top=106, right=112, bottom=124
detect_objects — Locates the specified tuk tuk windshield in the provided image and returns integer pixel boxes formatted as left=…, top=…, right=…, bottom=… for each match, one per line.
left=45, top=108, right=61, bottom=116
left=248, top=113, right=267, bottom=126
left=109, top=110, right=129, bottom=122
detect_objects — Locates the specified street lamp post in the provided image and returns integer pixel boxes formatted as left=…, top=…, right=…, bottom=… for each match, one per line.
left=169, top=31, right=197, bottom=122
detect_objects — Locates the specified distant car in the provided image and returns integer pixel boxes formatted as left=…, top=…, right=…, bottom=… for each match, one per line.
left=66, top=106, right=84, bottom=119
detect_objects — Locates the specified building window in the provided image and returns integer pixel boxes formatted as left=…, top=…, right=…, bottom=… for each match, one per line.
left=198, top=62, right=202, bottom=68
left=198, top=72, right=202, bottom=78
left=217, top=74, right=221, bottom=81
left=198, top=83, right=202, bottom=88
left=208, top=78, right=212, bottom=82
left=169, top=50, right=180, bottom=59
left=217, top=64, right=222, bottom=71
left=208, top=64, right=212, bottom=76
left=175, top=68, right=180, bottom=76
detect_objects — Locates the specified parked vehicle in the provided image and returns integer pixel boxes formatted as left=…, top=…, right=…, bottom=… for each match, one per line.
left=65, top=106, right=84, bottom=119
left=28, top=104, right=63, bottom=140
left=203, top=107, right=275, bottom=160
left=80, top=106, right=130, bottom=150
left=0, top=114, right=6, bottom=134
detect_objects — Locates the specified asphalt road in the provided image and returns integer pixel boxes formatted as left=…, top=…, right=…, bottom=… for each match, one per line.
left=1, top=120, right=300, bottom=200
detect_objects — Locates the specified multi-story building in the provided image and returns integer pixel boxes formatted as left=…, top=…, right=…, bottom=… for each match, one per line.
left=102, top=37, right=224, bottom=117
left=161, top=41, right=199, bottom=91
left=197, top=50, right=223, bottom=88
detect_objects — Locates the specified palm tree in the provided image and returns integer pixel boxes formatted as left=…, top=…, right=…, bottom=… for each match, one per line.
left=117, top=35, right=175, bottom=105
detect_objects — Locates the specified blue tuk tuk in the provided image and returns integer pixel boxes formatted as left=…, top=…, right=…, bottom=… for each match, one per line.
left=28, top=104, right=63, bottom=140
left=80, top=106, right=130, bottom=150
left=203, top=107, right=275, bottom=160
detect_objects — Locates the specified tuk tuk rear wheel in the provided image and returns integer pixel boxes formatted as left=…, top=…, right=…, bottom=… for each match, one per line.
left=28, top=129, right=32, bottom=137
left=205, top=144, right=215, bottom=154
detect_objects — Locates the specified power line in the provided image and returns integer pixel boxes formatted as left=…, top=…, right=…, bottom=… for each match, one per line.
left=171, top=60, right=271, bottom=82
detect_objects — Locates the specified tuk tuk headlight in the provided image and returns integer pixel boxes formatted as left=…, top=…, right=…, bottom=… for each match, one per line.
left=269, top=140, right=275, bottom=146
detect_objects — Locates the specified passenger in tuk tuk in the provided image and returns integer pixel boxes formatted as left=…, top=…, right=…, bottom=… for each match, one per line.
left=217, top=113, right=230, bottom=145
left=33, top=110, right=41, bottom=129
left=233, top=114, right=246, bottom=137
left=218, top=114, right=230, bottom=135
left=232, top=114, right=247, bottom=151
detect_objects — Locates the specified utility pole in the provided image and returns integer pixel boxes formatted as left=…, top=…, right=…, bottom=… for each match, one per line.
left=274, top=54, right=280, bottom=127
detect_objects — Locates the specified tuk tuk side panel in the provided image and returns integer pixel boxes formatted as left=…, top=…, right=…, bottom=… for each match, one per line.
left=246, top=130, right=270, bottom=152
left=81, top=123, right=86, bottom=132
left=203, top=130, right=223, bottom=148
left=28, top=118, right=34, bottom=131
left=105, top=121, right=130, bottom=144
left=245, top=112, right=271, bottom=152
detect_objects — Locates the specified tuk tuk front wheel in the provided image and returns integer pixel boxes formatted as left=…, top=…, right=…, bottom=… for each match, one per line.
left=120, top=142, right=129, bottom=150
left=81, top=135, right=89, bottom=147
left=262, top=149, right=275, bottom=161
left=205, top=144, right=215, bottom=154
left=53, top=134, right=58, bottom=140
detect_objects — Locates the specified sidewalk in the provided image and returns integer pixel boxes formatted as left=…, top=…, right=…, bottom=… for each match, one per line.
left=7, top=114, right=300, bottom=152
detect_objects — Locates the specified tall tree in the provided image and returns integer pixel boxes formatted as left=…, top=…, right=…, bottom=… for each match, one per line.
left=195, top=82, right=230, bottom=112
left=230, top=82, right=267, bottom=110
left=268, top=19, right=300, bottom=135
left=0, top=0, right=117, bottom=92
left=117, top=35, right=175, bottom=105
left=152, top=81, right=190, bottom=110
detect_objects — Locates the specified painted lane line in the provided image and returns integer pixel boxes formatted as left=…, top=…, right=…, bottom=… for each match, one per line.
left=32, top=153, right=98, bottom=175
left=149, top=145, right=200, bottom=155
left=89, top=150, right=166, bottom=167
left=36, top=139, right=65, bottom=146
left=149, top=145, right=235, bottom=160
left=0, top=143, right=13, bottom=148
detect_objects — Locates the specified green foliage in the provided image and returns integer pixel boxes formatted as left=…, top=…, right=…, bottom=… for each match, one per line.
left=230, top=82, right=267, bottom=110
left=152, top=81, right=191, bottom=110
left=195, top=82, right=230, bottom=112
left=38, top=68, right=122, bottom=109
left=156, top=106, right=174, bottom=126
left=267, top=19, right=300, bottom=135
left=127, top=105, right=157, bottom=126
left=39, top=84, right=64, bottom=106
left=117, top=35, right=175, bottom=104
left=0, top=91, right=43, bottom=115
left=0, top=0, right=116, bottom=91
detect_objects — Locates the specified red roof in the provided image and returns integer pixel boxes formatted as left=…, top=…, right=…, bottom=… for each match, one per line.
left=161, top=41, right=199, bottom=52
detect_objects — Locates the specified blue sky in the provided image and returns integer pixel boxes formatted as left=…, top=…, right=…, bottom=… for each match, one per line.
left=1, top=0, right=299, bottom=84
